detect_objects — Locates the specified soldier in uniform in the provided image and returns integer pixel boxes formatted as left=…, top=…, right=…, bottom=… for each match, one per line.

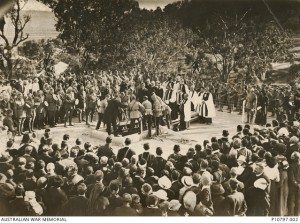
left=24, top=93, right=35, bottom=133
left=85, top=88, right=97, bottom=125
left=76, top=86, right=86, bottom=123
left=96, top=94, right=109, bottom=130
left=245, top=88, right=257, bottom=123
left=151, top=93, right=164, bottom=136
left=142, top=96, right=153, bottom=137
left=64, top=87, right=75, bottom=127
left=128, top=95, right=145, bottom=134
left=45, top=88, right=59, bottom=127
left=13, top=93, right=26, bottom=136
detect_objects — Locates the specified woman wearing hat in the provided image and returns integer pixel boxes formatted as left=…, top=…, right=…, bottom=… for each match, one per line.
left=13, top=93, right=26, bottom=136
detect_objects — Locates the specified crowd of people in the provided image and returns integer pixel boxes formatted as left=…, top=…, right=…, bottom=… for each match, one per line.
left=0, top=71, right=300, bottom=217
left=0, top=119, right=300, bottom=216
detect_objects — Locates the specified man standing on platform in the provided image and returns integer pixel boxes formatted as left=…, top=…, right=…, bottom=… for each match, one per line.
left=151, top=93, right=164, bottom=136
left=128, top=95, right=145, bottom=134
left=104, top=94, right=127, bottom=137
left=142, top=96, right=153, bottom=138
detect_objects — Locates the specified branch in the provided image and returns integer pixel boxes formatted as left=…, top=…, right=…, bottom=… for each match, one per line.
left=0, top=34, right=9, bottom=46
left=13, top=33, right=29, bottom=47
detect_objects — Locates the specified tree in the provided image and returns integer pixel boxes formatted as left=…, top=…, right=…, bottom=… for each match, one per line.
left=40, top=0, right=139, bottom=72
left=0, top=0, right=30, bottom=79
left=119, top=10, right=197, bottom=76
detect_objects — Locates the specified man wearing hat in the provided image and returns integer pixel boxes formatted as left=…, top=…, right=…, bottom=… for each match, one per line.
left=245, top=87, right=257, bottom=124
left=85, top=88, right=97, bottom=125
left=45, top=88, right=59, bottom=128
left=128, top=94, right=145, bottom=134
left=113, top=193, right=138, bottom=216
left=64, top=87, right=75, bottom=127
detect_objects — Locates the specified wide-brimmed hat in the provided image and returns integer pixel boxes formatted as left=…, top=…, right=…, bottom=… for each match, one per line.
left=254, top=178, right=268, bottom=190
left=168, top=200, right=182, bottom=211
left=158, top=176, right=172, bottom=190
left=0, top=154, right=12, bottom=163
left=211, top=183, right=225, bottom=195
left=0, top=183, right=15, bottom=197
left=181, top=176, right=193, bottom=188
left=153, top=189, right=168, bottom=201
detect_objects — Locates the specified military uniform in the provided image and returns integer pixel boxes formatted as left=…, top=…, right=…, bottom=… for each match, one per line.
left=142, top=99, right=153, bottom=137
left=128, top=99, right=144, bottom=134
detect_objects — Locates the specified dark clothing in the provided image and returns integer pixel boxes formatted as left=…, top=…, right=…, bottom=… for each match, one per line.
left=142, top=207, right=162, bottom=216
left=9, top=198, right=31, bottom=216
left=97, top=144, right=114, bottom=158
left=224, top=191, right=247, bottom=216
left=151, top=156, right=167, bottom=177
left=61, top=196, right=88, bottom=216
left=117, top=147, right=136, bottom=162
left=43, top=187, right=68, bottom=216
left=114, top=205, right=139, bottom=216
left=138, top=152, right=155, bottom=167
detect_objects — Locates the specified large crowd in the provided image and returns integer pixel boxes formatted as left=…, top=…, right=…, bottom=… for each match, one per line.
left=0, top=71, right=300, bottom=216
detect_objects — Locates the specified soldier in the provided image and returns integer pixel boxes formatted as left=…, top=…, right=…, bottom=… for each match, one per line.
left=96, top=94, right=109, bottom=130
left=64, top=87, right=75, bottom=127
left=128, top=95, right=145, bottom=134
left=76, top=86, right=86, bottom=123
left=24, top=93, right=35, bottom=133
left=142, top=96, right=153, bottom=137
left=85, top=88, right=97, bottom=125
left=13, top=93, right=26, bottom=136
left=151, top=93, right=164, bottom=136
left=45, top=88, right=59, bottom=127
left=245, top=88, right=257, bottom=123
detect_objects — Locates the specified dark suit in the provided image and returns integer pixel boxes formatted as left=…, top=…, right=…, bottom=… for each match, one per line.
left=142, top=207, right=162, bottom=216
left=224, top=191, right=247, bottom=216
left=43, top=187, right=68, bottom=216
left=103, top=98, right=126, bottom=136
left=61, top=195, right=88, bottom=216
left=138, top=152, right=155, bottom=167
left=117, top=147, right=136, bottom=162
left=151, top=156, right=167, bottom=177
left=114, top=205, right=139, bottom=216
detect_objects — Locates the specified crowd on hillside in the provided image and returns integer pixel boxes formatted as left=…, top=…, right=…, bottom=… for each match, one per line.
left=0, top=120, right=300, bottom=216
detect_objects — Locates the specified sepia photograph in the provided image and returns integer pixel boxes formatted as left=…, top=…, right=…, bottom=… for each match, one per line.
left=0, top=0, right=300, bottom=220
